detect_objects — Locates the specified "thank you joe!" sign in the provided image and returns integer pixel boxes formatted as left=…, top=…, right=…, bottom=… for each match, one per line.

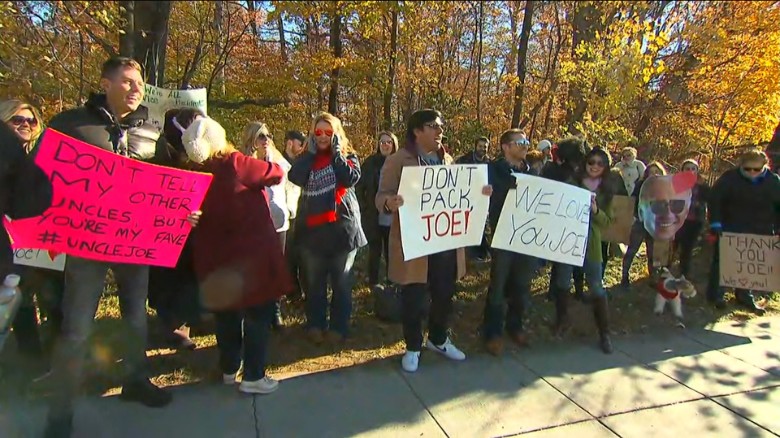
left=4, top=129, right=213, bottom=268
left=492, top=174, right=591, bottom=266
left=397, top=164, right=489, bottom=260
left=719, top=232, right=780, bottom=292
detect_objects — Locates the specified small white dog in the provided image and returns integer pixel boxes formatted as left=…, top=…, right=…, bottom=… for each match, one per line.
left=655, top=267, right=697, bottom=328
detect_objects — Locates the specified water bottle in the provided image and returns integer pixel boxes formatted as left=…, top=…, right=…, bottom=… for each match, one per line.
left=0, top=274, right=21, bottom=335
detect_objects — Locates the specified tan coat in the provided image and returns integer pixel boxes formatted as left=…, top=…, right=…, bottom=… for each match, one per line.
left=375, top=147, right=467, bottom=285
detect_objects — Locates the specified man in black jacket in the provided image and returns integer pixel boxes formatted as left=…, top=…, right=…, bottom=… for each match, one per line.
left=44, top=57, right=171, bottom=438
left=457, top=136, right=491, bottom=261
left=482, top=129, right=537, bottom=355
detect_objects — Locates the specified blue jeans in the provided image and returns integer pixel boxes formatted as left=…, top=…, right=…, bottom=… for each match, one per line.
left=214, top=301, right=274, bottom=381
left=549, top=262, right=574, bottom=297
left=302, top=248, right=358, bottom=337
left=581, top=259, right=607, bottom=299
left=483, top=249, right=536, bottom=339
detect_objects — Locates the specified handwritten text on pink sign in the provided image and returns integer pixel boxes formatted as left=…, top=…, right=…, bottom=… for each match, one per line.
left=5, top=129, right=213, bottom=267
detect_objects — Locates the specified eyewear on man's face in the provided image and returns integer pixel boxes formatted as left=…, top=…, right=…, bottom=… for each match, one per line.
left=510, top=139, right=529, bottom=148
left=424, top=122, right=444, bottom=131
left=10, top=115, right=38, bottom=127
left=650, top=199, right=686, bottom=215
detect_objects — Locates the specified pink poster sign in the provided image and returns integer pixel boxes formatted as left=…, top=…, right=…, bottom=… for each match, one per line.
left=4, top=129, right=213, bottom=268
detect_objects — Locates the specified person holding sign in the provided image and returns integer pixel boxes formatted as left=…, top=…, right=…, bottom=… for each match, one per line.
left=706, top=149, right=780, bottom=313
left=288, top=112, right=366, bottom=344
left=183, top=116, right=291, bottom=394
left=376, top=109, right=492, bottom=373
left=482, top=129, right=537, bottom=356
left=43, top=57, right=177, bottom=438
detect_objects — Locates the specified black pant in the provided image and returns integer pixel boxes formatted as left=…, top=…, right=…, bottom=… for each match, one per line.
left=574, top=242, right=610, bottom=293
left=12, top=267, right=64, bottom=361
left=705, top=238, right=755, bottom=305
left=401, top=250, right=457, bottom=351
left=285, top=220, right=305, bottom=297
left=214, top=301, right=274, bottom=381
left=273, top=231, right=287, bottom=318
left=368, top=226, right=390, bottom=285
left=675, top=220, right=702, bottom=277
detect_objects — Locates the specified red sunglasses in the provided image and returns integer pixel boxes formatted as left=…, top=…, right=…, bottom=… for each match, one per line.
left=314, top=128, right=334, bottom=137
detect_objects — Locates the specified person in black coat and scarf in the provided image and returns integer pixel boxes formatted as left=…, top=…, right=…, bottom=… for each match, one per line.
left=356, top=131, right=398, bottom=286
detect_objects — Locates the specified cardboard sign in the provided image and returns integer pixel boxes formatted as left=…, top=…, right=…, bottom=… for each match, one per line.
left=13, top=248, right=66, bottom=271
left=602, top=195, right=635, bottom=244
left=4, top=129, right=213, bottom=268
left=142, top=84, right=207, bottom=130
left=397, top=164, right=489, bottom=261
left=719, top=232, right=780, bottom=292
left=492, top=174, right=591, bottom=267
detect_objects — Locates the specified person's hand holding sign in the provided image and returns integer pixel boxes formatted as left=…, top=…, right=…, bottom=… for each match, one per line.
left=482, top=185, right=493, bottom=197
left=186, top=210, right=202, bottom=227
left=590, top=193, right=599, bottom=214
left=385, top=195, right=404, bottom=212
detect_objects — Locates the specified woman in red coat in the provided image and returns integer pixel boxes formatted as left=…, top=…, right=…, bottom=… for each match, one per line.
left=182, top=116, right=292, bottom=394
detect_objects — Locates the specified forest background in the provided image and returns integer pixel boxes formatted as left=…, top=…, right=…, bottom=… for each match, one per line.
left=1, top=0, right=778, bottom=180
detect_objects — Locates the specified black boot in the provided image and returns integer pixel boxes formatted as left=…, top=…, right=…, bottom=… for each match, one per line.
left=44, top=411, right=73, bottom=438
left=593, top=296, right=613, bottom=354
left=271, top=299, right=284, bottom=330
left=119, top=379, right=172, bottom=408
left=553, top=288, right=571, bottom=337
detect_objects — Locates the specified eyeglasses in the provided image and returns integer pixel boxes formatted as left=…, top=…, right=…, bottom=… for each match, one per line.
left=587, top=159, right=605, bottom=167
left=742, top=166, right=764, bottom=173
left=650, top=199, right=687, bottom=215
left=256, top=133, right=271, bottom=141
left=314, top=128, right=334, bottom=137
left=510, top=139, right=529, bottom=147
left=424, top=122, right=444, bottom=130
left=10, top=115, right=38, bottom=127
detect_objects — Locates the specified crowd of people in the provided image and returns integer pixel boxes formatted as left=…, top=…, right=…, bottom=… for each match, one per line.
left=1, top=56, right=779, bottom=438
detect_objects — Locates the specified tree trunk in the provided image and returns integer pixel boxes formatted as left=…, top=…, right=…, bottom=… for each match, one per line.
left=506, top=0, right=518, bottom=98
left=476, top=1, right=484, bottom=123
left=565, top=2, right=601, bottom=135
left=247, top=1, right=259, bottom=39
left=133, top=1, right=171, bottom=86
left=383, top=7, right=398, bottom=130
left=327, top=10, right=343, bottom=115
left=119, top=1, right=135, bottom=57
left=278, top=14, right=288, bottom=62
left=511, top=0, right=534, bottom=128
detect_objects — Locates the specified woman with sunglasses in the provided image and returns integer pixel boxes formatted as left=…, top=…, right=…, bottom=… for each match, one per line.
left=240, top=122, right=299, bottom=330
left=288, top=112, right=366, bottom=344
left=356, top=131, right=399, bottom=287
left=706, top=149, right=780, bottom=313
left=574, top=148, right=617, bottom=354
left=674, top=159, right=709, bottom=278
left=620, top=162, right=667, bottom=289
left=0, top=99, right=63, bottom=374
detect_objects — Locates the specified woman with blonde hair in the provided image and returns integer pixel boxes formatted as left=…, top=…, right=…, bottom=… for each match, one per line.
left=0, top=99, right=43, bottom=152
left=183, top=116, right=292, bottom=394
left=239, top=121, right=300, bottom=329
left=356, top=130, right=399, bottom=286
left=288, top=112, right=366, bottom=344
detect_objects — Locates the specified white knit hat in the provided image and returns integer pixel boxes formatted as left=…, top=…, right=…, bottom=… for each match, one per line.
left=182, top=116, right=227, bottom=163
left=537, top=139, right=552, bottom=151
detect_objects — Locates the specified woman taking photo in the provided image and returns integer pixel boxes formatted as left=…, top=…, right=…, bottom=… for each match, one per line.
left=288, top=112, right=366, bottom=344
left=240, top=121, right=299, bottom=329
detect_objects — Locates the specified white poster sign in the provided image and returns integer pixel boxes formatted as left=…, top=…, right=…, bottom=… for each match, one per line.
left=13, top=248, right=66, bottom=271
left=492, top=174, right=591, bottom=267
left=397, top=164, right=489, bottom=261
left=143, top=84, right=208, bottom=130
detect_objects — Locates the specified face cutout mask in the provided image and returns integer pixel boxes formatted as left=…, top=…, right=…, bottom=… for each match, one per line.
left=637, top=173, right=696, bottom=241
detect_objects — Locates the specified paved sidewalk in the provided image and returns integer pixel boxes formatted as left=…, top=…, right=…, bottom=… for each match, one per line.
left=2, top=316, right=780, bottom=438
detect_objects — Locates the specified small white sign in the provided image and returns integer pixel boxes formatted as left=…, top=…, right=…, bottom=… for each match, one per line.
left=492, top=174, right=591, bottom=267
left=142, top=84, right=208, bottom=130
left=13, top=248, right=66, bottom=271
left=397, top=164, right=489, bottom=261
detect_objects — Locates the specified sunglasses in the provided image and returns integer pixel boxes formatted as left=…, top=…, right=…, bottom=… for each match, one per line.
left=424, top=122, right=444, bottom=130
left=314, top=128, right=334, bottom=137
left=587, top=159, right=605, bottom=167
left=511, top=139, right=530, bottom=147
left=650, top=199, right=687, bottom=215
left=256, top=133, right=271, bottom=141
left=742, top=166, right=763, bottom=173
left=10, top=115, right=38, bottom=127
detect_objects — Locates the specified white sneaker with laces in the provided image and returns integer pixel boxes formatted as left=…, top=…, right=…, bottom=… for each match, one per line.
left=401, top=351, right=421, bottom=373
left=426, top=338, right=466, bottom=361
left=223, top=373, right=238, bottom=385
left=239, top=376, right=279, bottom=394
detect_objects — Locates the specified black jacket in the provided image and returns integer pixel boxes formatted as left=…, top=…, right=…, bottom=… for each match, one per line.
left=709, top=168, right=780, bottom=235
left=47, top=93, right=160, bottom=161
left=0, top=123, right=53, bottom=277
left=355, top=152, right=387, bottom=242
left=456, top=151, right=490, bottom=165
left=487, top=157, right=535, bottom=232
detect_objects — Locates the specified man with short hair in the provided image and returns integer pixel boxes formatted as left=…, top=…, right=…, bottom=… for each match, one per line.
left=283, top=130, right=306, bottom=163
left=482, top=129, right=537, bottom=356
left=44, top=57, right=171, bottom=438
left=457, top=136, right=492, bottom=261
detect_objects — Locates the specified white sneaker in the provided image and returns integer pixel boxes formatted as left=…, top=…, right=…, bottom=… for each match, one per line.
left=223, top=373, right=238, bottom=385
left=426, top=338, right=466, bottom=361
left=401, top=351, right=421, bottom=373
left=239, top=376, right=279, bottom=394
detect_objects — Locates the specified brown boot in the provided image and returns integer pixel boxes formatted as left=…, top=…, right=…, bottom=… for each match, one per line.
left=593, top=296, right=613, bottom=354
left=509, top=331, right=530, bottom=348
left=485, top=338, right=504, bottom=356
